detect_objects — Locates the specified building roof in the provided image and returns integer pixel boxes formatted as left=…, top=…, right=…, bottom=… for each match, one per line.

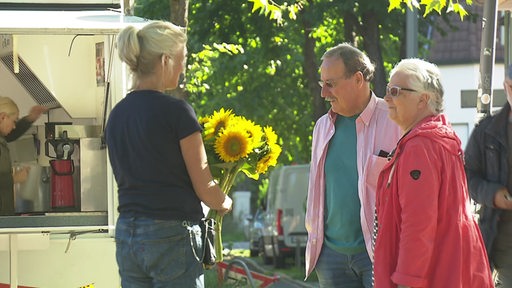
left=428, top=4, right=505, bottom=65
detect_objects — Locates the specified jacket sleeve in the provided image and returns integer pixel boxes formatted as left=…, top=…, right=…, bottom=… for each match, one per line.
left=5, top=117, right=33, bottom=142
left=392, top=139, right=439, bottom=287
left=464, top=122, right=502, bottom=208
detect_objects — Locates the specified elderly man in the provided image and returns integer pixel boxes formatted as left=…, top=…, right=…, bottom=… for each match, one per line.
left=465, top=64, right=512, bottom=287
left=304, top=43, right=400, bottom=288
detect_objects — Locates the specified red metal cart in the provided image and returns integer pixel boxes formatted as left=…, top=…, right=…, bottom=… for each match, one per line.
left=217, top=260, right=280, bottom=288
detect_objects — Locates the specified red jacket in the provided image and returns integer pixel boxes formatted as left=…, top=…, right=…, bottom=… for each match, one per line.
left=374, top=114, right=493, bottom=288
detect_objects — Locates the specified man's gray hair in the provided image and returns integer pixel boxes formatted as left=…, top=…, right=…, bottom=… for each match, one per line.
left=322, top=43, right=375, bottom=82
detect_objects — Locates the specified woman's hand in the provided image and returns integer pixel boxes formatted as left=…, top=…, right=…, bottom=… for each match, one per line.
left=216, top=195, right=233, bottom=216
left=26, top=105, right=49, bottom=122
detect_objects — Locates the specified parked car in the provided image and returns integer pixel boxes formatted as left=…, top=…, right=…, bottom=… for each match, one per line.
left=246, top=207, right=266, bottom=257
left=260, top=164, right=309, bottom=268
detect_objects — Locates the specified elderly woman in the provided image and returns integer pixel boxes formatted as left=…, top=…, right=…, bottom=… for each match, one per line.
left=372, top=58, right=494, bottom=288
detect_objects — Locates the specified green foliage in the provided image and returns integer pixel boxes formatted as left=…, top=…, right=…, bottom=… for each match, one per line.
left=388, top=0, right=471, bottom=20
left=186, top=0, right=313, bottom=167
left=248, top=0, right=306, bottom=25
left=134, top=0, right=429, bottom=169
left=133, top=0, right=464, bottom=197
left=133, top=0, right=169, bottom=20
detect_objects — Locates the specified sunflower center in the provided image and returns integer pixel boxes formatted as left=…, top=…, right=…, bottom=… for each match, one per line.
left=225, top=138, right=243, bottom=156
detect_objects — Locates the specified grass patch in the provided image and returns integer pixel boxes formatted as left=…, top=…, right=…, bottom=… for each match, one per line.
left=204, top=214, right=318, bottom=286
left=220, top=214, right=247, bottom=244
left=204, top=248, right=319, bottom=287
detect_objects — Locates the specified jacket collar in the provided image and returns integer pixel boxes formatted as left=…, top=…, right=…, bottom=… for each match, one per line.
left=485, top=103, right=510, bottom=146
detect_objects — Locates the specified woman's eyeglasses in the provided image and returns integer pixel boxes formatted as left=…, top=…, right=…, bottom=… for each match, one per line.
left=386, top=85, right=417, bottom=97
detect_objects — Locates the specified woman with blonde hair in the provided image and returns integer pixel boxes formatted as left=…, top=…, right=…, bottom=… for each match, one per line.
left=105, top=20, right=232, bottom=287
left=0, top=96, right=47, bottom=215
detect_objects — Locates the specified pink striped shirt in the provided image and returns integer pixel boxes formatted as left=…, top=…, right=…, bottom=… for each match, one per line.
left=305, top=93, right=401, bottom=278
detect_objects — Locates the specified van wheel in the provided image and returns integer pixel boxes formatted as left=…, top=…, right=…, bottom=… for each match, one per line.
left=250, top=249, right=259, bottom=258
left=260, top=238, right=272, bottom=265
left=250, top=239, right=259, bottom=258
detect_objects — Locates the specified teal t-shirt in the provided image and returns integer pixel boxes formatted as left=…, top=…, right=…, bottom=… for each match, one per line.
left=324, top=115, right=366, bottom=255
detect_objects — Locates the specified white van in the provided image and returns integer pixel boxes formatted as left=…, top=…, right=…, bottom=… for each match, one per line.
left=260, top=164, right=309, bottom=268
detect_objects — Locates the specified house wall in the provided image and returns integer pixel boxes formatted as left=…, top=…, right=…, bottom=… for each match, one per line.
left=439, top=63, right=506, bottom=148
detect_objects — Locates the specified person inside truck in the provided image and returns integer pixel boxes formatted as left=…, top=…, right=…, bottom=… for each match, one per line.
left=305, top=43, right=401, bottom=288
left=105, top=20, right=232, bottom=287
left=465, top=63, right=512, bottom=287
left=0, top=96, right=47, bottom=216
left=373, top=58, right=493, bottom=288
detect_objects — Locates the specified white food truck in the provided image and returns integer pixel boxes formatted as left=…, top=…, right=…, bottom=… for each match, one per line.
left=0, top=1, right=148, bottom=287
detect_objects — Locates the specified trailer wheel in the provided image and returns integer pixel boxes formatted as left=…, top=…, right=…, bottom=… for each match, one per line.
left=249, top=238, right=260, bottom=257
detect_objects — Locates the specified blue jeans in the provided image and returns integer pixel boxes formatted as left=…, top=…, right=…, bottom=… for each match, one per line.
left=115, top=215, right=204, bottom=288
left=315, top=244, right=373, bottom=288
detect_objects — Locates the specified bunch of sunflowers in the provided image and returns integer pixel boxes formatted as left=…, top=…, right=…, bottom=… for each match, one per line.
left=199, top=108, right=282, bottom=263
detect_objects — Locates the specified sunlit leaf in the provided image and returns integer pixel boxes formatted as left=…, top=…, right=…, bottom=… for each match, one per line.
left=388, top=0, right=403, bottom=12
left=249, top=0, right=264, bottom=13
left=452, top=3, right=468, bottom=21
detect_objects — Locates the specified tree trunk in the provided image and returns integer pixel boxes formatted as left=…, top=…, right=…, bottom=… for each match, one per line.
left=169, top=0, right=189, bottom=99
left=301, top=1, right=326, bottom=122
left=360, top=10, right=386, bottom=98
left=170, top=0, right=189, bottom=27
left=343, top=11, right=357, bottom=45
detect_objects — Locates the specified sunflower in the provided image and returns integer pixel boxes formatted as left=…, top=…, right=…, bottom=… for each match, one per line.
left=256, top=142, right=282, bottom=174
left=263, top=126, right=278, bottom=145
left=203, top=108, right=233, bottom=140
left=214, top=128, right=252, bottom=162
left=231, top=116, right=264, bottom=148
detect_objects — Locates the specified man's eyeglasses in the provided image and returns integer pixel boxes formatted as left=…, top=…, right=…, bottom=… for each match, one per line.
left=318, top=75, right=347, bottom=89
left=386, top=85, right=417, bottom=97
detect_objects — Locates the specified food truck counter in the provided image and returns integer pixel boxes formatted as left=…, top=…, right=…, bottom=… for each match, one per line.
left=0, top=212, right=109, bottom=233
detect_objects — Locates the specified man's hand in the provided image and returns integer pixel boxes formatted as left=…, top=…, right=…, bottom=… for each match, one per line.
left=494, top=187, right=512, bottom=210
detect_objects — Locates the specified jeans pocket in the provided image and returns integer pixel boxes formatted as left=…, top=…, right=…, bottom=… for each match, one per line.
left=143, top=232, right=188, bottom=281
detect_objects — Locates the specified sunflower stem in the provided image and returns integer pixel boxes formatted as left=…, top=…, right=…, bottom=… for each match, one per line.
left=207, top=161, right=243, bottom=263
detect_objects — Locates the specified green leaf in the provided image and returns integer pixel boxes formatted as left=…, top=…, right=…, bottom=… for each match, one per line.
left=388, top=0, right=403, bottom=12
left=452, top=3, right=468, bottom=20
left=269, top=5, right=282, bottom=20
left=288, top=7, right=297, bottom=20
left=241, top=168, right=260, bottom=180
left=422, top=0, right=444, bottom=16
left=249, top=0, right=264, bottom=13
left=408, top=0, right=420, bottom=10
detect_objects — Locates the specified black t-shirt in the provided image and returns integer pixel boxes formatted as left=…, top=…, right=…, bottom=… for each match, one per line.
left=105, top=90, right=203, bottom=221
